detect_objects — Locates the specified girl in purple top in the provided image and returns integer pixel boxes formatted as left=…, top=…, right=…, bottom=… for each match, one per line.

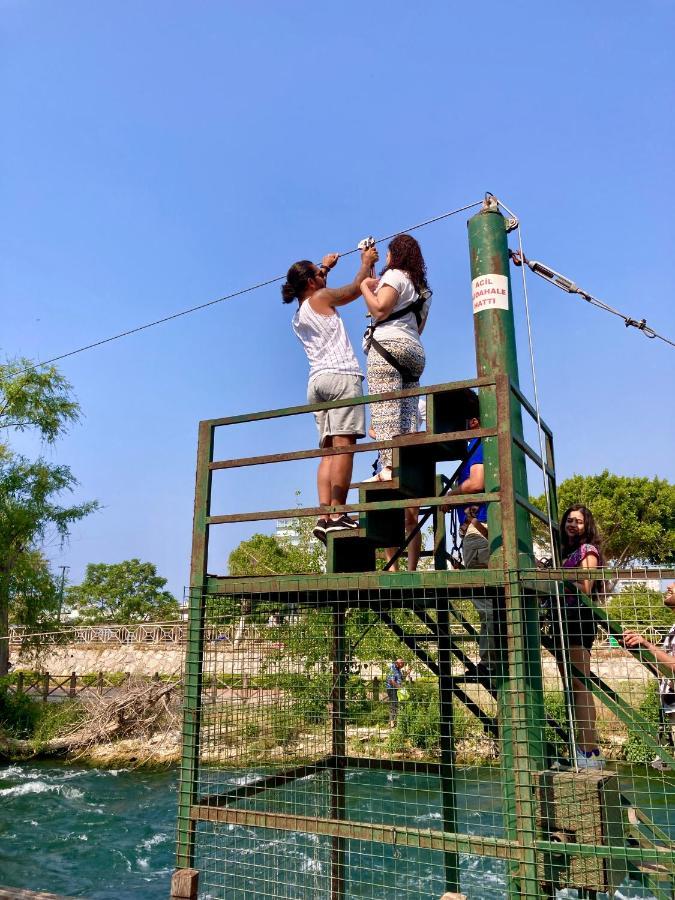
left=556, top=504, right=605, bottom=768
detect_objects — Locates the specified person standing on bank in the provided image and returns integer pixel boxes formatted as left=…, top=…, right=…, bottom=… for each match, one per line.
left=557, top=504, right=605, bottom=769
left=360, top=234, right=432, bottom=483
left=622, top=582, right=675, bottom=771
left=282, top=246, right=379, bottom=542
left=386, top=657, right=406, bottom=727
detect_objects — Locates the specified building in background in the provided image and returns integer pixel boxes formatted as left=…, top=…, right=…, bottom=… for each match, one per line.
left=275, top=518, right=301, bottom=547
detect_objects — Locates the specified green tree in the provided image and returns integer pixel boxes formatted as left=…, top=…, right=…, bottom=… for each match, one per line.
left=606, top=583, right=672, bottom=631
left=8, top=549, right=60, bottom=629
left=0, top=359, right=79, bottom=447
left=228, top=531, right=324, bottom=578
left=532, top=471, right=674, bottom=565
left=0, top=456, right=96, bottom=673
left=67, top=559, right=180, bottom=623
left=0, top=359, right=95, bottom=674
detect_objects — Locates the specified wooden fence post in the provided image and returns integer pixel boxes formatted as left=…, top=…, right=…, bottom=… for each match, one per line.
left=69, top=672, right=77, bottom=698
left=16, top=672, right=24, bottom=695
left=97, top=671, right=104, bottom=695
left=42, top=672, right=50, bottom=702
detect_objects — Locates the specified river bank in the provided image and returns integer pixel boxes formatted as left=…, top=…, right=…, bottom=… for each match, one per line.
left=0, top=660, right=662, bottom=772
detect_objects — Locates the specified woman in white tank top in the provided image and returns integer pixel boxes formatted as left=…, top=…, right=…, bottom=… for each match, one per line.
left=360, top=234, right=432, bottom=481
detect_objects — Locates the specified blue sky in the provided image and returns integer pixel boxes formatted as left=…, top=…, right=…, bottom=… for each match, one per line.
left=2, top=1, right=674, bottom=599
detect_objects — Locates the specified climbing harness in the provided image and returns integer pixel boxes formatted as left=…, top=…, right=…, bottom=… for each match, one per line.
left=447, top=506, right=464, bottom=570
left=363, top=289, right=432, bottom=381
left=359, top=230, right=431, bottom=382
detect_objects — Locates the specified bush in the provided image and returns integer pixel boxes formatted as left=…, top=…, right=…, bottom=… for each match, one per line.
left=624, top=681, right=662, bottom=764
left=289, top=673, right=330, bottom=726
left=32, top=701, right=85, bottom=748
left=397, top=682, right=440, bottom=750
left=543, top=691, right=570, bottom=759
left=607, top=584, right=672, bottom=631
left=0, top=683, right=41, bottom=738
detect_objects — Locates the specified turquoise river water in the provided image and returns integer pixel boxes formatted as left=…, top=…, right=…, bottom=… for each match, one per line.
left=0, top=762, right=669, bottom=898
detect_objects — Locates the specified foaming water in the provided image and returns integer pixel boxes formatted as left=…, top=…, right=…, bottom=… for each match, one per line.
left=0, top=762, right=666, bottom=899
left=0, top=761, right=177, bottom=899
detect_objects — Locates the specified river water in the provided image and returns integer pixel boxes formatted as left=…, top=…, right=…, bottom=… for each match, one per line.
left=0, top=762, right=667, bottom=899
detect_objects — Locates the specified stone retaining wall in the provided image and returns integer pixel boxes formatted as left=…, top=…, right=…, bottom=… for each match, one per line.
left=10, top=643, right=268, bottom=677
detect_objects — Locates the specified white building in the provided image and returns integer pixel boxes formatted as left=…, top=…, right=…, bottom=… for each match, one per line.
left=275, top=518, right=301, bottom=547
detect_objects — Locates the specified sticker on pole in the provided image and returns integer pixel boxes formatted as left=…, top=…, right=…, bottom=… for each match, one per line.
left=472, top=274, right=509, bottom=314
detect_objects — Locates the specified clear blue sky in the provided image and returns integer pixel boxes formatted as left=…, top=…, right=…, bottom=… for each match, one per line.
left=2, top=1, right=674, bottom=600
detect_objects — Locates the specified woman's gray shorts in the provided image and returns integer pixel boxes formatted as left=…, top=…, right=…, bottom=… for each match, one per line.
left=307, top=373, right=366, bottom=448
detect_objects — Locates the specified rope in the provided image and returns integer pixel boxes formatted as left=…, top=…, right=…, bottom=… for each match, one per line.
left=9, top=199, right=484, bottom=380
left=495, top=195, right=579, bottom=767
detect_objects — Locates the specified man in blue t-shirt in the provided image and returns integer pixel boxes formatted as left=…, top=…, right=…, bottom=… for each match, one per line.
left=442, top=414, right=496, bottom=673
left=456, top=435, right=489, bottom=569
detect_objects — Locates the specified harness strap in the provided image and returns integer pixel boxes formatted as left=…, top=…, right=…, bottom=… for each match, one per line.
left=363, top=290, right=431, bottom=356
left=368, top=336, right=417, bottom=382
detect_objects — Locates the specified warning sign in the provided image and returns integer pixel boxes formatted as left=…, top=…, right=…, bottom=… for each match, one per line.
left=472, top=274, right=509, bottom=314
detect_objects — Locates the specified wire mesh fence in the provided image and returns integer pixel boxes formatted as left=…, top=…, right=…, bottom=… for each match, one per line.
left=177, top=570, right=675, bottom=900
left=175, top=372, right=673, bottom=898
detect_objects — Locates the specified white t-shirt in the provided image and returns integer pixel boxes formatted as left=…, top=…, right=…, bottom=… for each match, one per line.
left=292, top=298, right=362, bottom=383
left=367, top=268, right=431, bottom=346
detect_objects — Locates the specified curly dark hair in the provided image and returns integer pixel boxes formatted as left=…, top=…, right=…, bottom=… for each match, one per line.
left=381, top=234, right=429, bottom=294
left=560, top=504, right=603, bottom=561
left=281, top=260, right=316, bottom=304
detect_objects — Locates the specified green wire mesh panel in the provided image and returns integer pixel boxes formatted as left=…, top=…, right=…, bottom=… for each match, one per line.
left=177, top=570, right=675, bottom=899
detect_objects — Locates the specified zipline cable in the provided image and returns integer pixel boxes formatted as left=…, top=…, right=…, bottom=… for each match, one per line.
left=494, top=193, right=578, bottom=767
left=510, top=250, right=675, bottom=349
left=10, top=199, right=484, bottom=379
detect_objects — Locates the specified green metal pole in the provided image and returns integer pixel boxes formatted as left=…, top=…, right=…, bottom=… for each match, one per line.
left=468, top=198, right=546, bottom=899
left=176, top=420, right=213, bottom=870
left=330, top=604, right=346, bottom=900
left=468, top=196, right=533, bottom=570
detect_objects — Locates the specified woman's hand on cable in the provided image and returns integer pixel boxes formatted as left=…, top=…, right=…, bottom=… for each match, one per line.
left=621, top=631, right=653, bottom=651
left=322, top=253, right=339, bottom=270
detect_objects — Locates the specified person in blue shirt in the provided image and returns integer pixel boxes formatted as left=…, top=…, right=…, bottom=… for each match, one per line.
left=442, top=414, right=495, bottom=675
left=385, top=658, right=406, bottom=727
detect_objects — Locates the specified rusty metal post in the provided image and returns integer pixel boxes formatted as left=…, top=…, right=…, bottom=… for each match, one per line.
left=177, top=420, right=214, bottom=869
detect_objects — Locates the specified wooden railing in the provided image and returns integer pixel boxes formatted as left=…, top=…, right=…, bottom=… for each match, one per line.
left=6, top=670, right=181, bottom=701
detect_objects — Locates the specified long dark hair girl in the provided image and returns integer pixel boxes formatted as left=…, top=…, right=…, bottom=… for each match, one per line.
left=560, top=504, right=603, bottom=561
left=380, top=234, right=430, bottom=295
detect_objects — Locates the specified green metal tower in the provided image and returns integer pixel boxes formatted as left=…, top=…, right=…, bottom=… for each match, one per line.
left=172, top=198, right=675, bottom=900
